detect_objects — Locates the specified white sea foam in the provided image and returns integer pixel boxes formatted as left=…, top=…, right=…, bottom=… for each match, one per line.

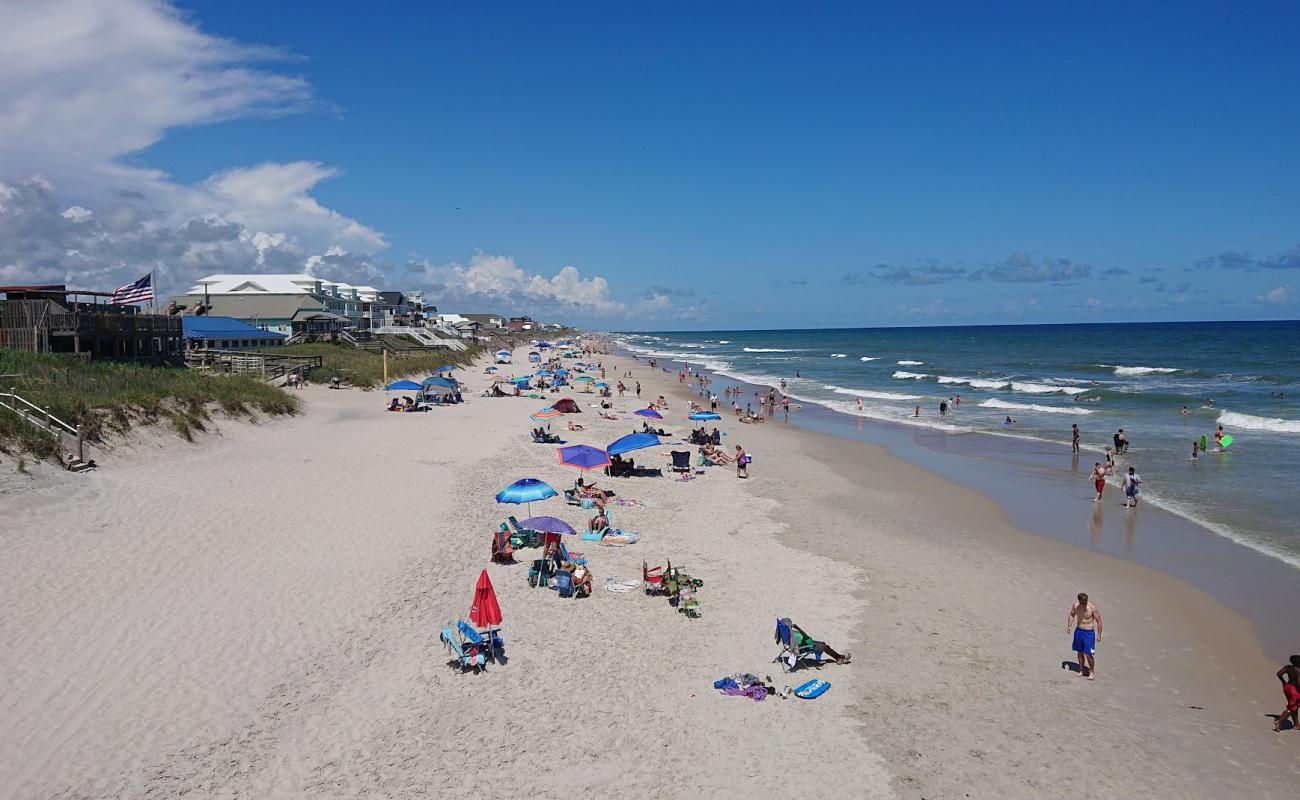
left=830, top=353, right=847, bottom=358
left=937, top=376, right=1011, bottom=390
left=717, top=340, right=731, bottom=344
left=1102, top=364, right=1180, bottom=376
left=892, top=371, right=929, bottom=379
left=979, top=398, right=1092, bottom=415
left=824, top=385, right=923, bottom=401
left=1217, top=411, right=1300, bottom=434
left=859, top=356, right=879, bottom=361
left=743, top=347, right=797, bottom=353
left=1010, top=382, right=1088, bottom=395
left=896, top=360, right=925, bottom=366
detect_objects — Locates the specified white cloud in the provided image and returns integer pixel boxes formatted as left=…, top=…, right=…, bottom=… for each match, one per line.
left=424, top=253, right=625, bottom=315
left=0, top=0, right=380, bottom=265
left=1257, top=286, right=1290, bottom=305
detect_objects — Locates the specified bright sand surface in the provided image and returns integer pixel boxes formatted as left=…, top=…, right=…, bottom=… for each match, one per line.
left=1, top=345, right=1298, bottom=798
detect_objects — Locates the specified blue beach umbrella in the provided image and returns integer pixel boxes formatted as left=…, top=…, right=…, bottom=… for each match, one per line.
left=495, top=478, right=558, bottom=516
left=688, top=411, right=722, bottom=421
left=607, top=432, right=661, bottom=456
left=557, top=444, right=611, bottom=471
left=634, top=407, right=663, bottom=419
left=594, top=382, right=609, bottom=389
left=384, top=379, right=423, bottom=391
left=436, top=364, right=457, bottom=373
left=536, top=370, right=553, bottom=378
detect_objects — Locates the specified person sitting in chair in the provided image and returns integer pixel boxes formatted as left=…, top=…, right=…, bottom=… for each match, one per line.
left=572, top=564, right=593, bottom=597
left=387, top=398, right=401, bottom=412
left=779, top=619, right=851, bottom=664
left=575, top=477, right=609, bottom=508
left=587, top=509, right=609, bottom=534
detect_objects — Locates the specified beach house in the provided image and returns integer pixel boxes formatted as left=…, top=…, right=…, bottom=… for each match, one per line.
left=180, top=316, right=286, bottom=350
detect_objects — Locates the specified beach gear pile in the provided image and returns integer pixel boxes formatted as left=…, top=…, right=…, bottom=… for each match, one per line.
left=714, top=674, right=775, bottom=701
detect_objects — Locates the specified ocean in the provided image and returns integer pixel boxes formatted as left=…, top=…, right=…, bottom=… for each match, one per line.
left=614, top=321, right=1300, bottom=571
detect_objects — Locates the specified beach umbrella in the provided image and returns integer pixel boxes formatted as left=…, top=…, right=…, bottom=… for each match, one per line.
left=572, top=375, right=595, bottom=383
left=496, top=350, right=511, bottom=356
left=531, top=408, right=563, bottom=421
left=607, top=432, right=661, bottom=456
left=517, top=516, right=577, bottom=535
left=558, top=444, right=611, bottom=471
left=594, top=382, right=609, bottom=389
left=535, top=370, right=553, bottom=378
left=554, top=369, right=569, bottom=377
left=509, top=376, right=531, bottom=384
left=495, top=478, right=557, bottom=516
left=468, top=569, right=503, bottom=659
left=634, top=407, right=663, bottom=419
left=436, top=364, right=457, bottom=373
left=688, top=411, right=722, bottom=421
left=384, top=379, right=423, bottom=391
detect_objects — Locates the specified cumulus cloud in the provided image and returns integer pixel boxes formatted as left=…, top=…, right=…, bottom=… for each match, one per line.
left=1194, top=245, right=1300, bottom=272
left=1257, top=286, right=1290, bottom=305
left=0, top=0, right=382, bottom=275
left=871, top=261, right=967, bottom=285
left=972, top=252, right=1091, bottom=283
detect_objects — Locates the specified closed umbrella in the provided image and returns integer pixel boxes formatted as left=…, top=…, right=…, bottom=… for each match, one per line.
left=495, top=478, right=558, bottom=515
left=634, top=407, right=662, bottom=419
left=607, top=432, right=661, bottom=456
left=469, top=570, right=503, bottom=659
left=558, top=444, right=611, bottom=471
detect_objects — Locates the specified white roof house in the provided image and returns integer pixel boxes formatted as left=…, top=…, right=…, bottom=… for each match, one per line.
left=190, top=275, right=381, bottom=303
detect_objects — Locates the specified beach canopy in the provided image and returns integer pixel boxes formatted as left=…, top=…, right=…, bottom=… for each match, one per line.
left=552, top=398, right=581, bottom=414
left=557, top=444, right=610, bottom=471
left=422, top=375, right=457, bottom=389
left=517, top=515, right=577, bottom=535
left=496, top=349, right=511, bottom=356
left=634, top=407, right=663, bottom=419
left=495, top=478, right=557, bottom=506
left=688, top=411, right=722, bottom=421
left=384, top=379, right=423, bottom=391
left=469, top=569, right=502, bottom=628
left=531, top=408, right=563, bottom=420
left=607, top=432, right=660, bottom=456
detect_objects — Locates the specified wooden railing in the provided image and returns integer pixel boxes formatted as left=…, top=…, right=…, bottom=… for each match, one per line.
left=184, top=350, right=324, bottom=382
left=0, top=387, right=84, bottom=461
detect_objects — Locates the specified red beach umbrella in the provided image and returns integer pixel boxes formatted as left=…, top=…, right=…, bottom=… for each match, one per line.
left=469, top=569, right=503, bottom=628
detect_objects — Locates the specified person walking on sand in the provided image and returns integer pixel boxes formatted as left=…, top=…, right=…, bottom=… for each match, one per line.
left=635, top=381, right=641, bottom=398
left=1072, top=423, right=1080, bottom=454
left=1274, top=655, right=1300, bottom=732
left=1090, top=462, right=1107, bottom=502
left=1122, top=466, right=1141, bottom=507
left=1067, top=592, right=1102, bottom=679
left=735, top=445, right=748, bottom=478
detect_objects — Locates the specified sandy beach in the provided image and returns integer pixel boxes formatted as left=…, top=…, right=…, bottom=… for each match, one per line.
left=2, top=343, right=1298, bottom=799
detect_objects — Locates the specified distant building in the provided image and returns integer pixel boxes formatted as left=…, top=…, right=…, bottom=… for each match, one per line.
left=165, top=294, right=349, bottom=337
left=181, top=316, right=286, bottom=350
left=506, top=315, right=535, bottom=332
left=462, top=313, right=504, bottom=329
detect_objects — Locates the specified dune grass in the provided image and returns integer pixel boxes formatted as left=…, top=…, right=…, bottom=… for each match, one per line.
left=267, top=341, right=492, bottom=388
left=0, top=349, right=300, bottom=457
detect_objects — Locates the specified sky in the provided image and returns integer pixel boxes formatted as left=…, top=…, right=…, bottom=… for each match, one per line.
left=1, top=0, right=1298, bottom=329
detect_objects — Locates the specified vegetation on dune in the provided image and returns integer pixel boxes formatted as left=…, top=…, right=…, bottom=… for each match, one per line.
left=0, top=349, right=300, bottom=457
left=267, top=340, right=496, bottom=388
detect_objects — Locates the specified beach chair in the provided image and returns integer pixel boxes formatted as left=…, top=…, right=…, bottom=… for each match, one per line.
left=492, top=526, right=516, bottom=564
left=670, top=451, right=691, bottom=475
left=642, top=560, right=665, bottom=595
left=440, top=626, right=486, bottom=672
left=457, top=619, right=504, bottom=662
left=563, top=489, right=582, bottom=506
left=528, top=558, right=555, bottom=588
left=581, top=525, right=608, bottom=543
left=557, top=541, right=586, bottom=566
left=508, top=516, right=543, bottom=548
left=773, top=617, right=822, bottom=672
left=553, top=569, right=578, bottom=598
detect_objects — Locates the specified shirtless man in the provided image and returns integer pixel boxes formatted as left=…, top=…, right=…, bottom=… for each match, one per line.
left=1067, top=592, right=1103, bottom=680
left=1090, top=462, right=1107, bottom=502
left=1274, top=655, right=1300, bottom=732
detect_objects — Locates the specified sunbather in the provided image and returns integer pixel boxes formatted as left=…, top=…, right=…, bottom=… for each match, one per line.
left=567, top=421, right=584, bottom=431
left=575, top=477, right=609, bottom=507
left=781, top=620, right=851, bottom=664
left=587, top=510, right=609, bottom=534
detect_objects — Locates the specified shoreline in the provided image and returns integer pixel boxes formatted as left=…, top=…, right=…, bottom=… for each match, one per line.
left=633, top=346, right=1300, bottom=660
left=1, top=341, right=1297, bottom=797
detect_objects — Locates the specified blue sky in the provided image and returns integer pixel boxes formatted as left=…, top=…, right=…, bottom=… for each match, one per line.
left=2, top=1, right=1298, bottom=328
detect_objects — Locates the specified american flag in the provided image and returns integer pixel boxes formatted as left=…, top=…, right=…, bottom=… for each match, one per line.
left=110, top=273, right=154, bottom=305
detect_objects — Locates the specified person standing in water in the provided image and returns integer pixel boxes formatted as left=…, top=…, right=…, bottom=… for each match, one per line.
left=1122, top=466, right=1141, bottom=507
left=1067, top=592, right=1103, bottom=680
left=1090, top=462, right=1107, bottom=502
left=1071, top=424, right=1080, bottom=454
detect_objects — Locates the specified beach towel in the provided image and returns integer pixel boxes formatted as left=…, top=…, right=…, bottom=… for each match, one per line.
left=611, top=498, right=646, bottom=508
left=603, top=579, right=640, bottom=594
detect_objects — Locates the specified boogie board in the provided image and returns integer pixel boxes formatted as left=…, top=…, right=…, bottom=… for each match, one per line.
left=1219, top=434, right=1234, bottom=450
left=1200, top=434, right=1208, bottom=451
left=794, top=679, right=831, bottom=699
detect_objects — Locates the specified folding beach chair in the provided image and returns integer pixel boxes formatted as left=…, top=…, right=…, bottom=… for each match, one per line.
left=642, top=560, right=665, bottom=595
left=457, top=619, right=504, bottom=663
left=440, top=626, right=486, bottom=672
left=553, top=569, right=578, bottom=599
left=491, top=525, right=516, bottom=564
left=774, top=617, right=823, bottom=672
left=507, top=516, right=542, bottom=548
left=670, top=450, right=691, bottom=475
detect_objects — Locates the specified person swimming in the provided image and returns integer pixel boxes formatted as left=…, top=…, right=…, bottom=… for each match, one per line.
left=1005, top=416, right=1016, bottom=425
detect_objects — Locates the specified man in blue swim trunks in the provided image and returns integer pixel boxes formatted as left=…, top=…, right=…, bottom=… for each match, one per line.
left=1067, top=592, right=1103, bottom=680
